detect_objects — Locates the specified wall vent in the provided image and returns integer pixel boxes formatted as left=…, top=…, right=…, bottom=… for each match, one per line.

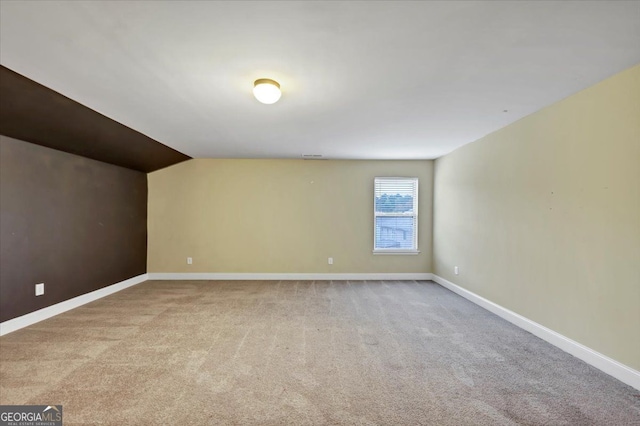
left=302, top=154, right=325, bottom=160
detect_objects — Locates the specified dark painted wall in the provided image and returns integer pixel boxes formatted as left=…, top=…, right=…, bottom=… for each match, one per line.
left=0, top=136, right=147, bottom=322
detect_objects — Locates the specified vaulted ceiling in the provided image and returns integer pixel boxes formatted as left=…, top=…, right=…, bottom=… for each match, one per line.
left=1, top=1, right=639, bottom=160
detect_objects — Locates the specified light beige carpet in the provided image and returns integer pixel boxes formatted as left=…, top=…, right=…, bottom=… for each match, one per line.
left=1, top=280, right=638, bottom=425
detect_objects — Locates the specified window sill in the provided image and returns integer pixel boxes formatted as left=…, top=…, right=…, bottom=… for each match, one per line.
left=372, top=250, right=421, bottom=255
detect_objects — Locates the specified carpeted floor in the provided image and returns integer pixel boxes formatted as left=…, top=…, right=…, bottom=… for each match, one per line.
left=0, top=280, right=638, bottom=425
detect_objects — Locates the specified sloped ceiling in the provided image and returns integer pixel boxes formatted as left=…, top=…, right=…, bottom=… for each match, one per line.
left=0, top=66, right=190, bottom=172
left=1, top=1, right=639, bottom=160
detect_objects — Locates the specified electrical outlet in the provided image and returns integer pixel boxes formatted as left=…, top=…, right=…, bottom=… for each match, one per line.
left=35, top=283, right=44, bottom=296
left=454, top=266, right=459, bottom=275
left=187, top=257, right=193, bottom=265
left=328, top=257, right=333, bottom=265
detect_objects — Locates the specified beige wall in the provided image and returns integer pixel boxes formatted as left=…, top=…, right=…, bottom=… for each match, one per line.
left=149, top=160, right=433, bottom=274
left=433, top=65, right=640, bottom=370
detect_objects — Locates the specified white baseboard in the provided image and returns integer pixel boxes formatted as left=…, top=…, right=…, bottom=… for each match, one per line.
left=148, top=272, right=433, bottom=281
left=0, top=273, right=148, bottom=336
left=432, top=274, right=640, bottom=391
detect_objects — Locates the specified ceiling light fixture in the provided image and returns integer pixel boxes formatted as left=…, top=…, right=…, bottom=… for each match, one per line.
left=253, top=78, right=281, bottom=104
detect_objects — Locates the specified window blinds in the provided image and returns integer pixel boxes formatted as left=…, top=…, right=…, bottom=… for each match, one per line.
left=374, top=177, right=418, bottom=251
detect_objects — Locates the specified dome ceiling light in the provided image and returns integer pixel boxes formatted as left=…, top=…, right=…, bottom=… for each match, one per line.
left=253, top=78, right=281, bottom=104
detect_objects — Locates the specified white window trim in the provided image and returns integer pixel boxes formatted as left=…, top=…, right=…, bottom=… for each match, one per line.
left=373, top=177, right=419, bottom=255
left=372, top=250, right=421, bottom=255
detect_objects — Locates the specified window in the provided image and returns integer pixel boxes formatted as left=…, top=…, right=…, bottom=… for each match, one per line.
left=374, top=177, right=419, bottom=253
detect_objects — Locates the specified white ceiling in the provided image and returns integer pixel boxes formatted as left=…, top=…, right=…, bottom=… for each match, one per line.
left=1, top=1, right=639, bottom=160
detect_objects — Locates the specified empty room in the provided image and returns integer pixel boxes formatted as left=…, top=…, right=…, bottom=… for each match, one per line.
left=0, top=1, right=638, bottom=425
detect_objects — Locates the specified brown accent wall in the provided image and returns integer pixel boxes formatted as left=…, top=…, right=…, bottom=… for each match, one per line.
left=0, top=136, right=147, bottom=322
